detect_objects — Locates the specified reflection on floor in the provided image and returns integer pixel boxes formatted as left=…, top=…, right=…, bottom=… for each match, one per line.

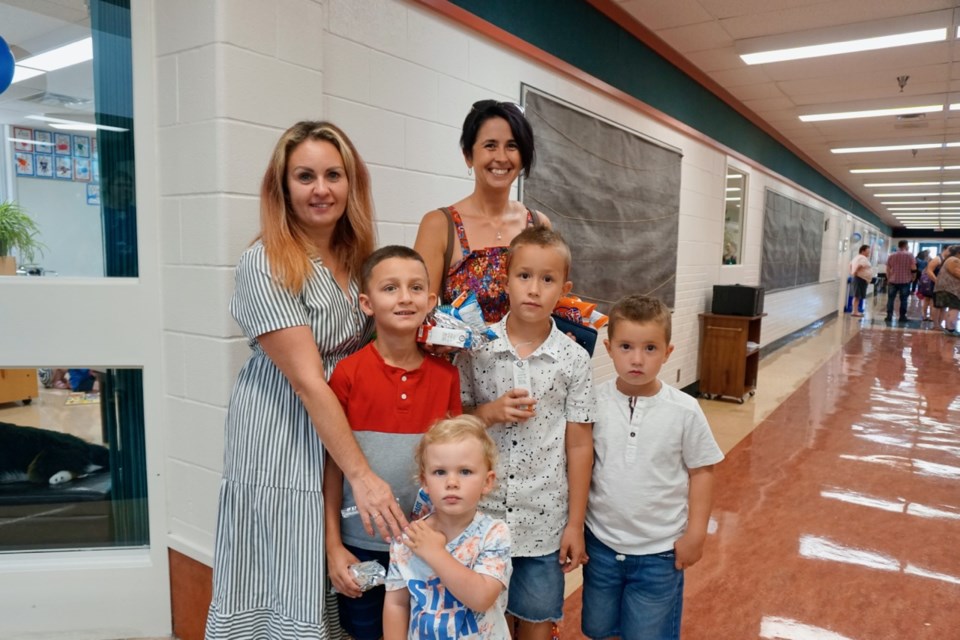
left=561, top=305, right=960, bottom=639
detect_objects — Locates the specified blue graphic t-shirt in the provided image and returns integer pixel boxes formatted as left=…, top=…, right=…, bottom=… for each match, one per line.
left=386, top=512, right=511, bottom=639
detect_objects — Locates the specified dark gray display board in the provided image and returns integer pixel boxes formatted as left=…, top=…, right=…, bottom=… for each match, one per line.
left=761, top=190, right=824, bottom=292
left=521, top=88, right=682, bottom=313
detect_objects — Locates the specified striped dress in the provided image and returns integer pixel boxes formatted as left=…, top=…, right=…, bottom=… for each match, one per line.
left=206, top=242, right=372, bottom=640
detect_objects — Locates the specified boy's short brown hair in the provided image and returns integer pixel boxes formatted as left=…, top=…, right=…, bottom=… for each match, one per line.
left=360, top=245, right=427, bottom=294
left=507, top=226, right=572, bottom=279
left=607, top=294, right=672, bottom=344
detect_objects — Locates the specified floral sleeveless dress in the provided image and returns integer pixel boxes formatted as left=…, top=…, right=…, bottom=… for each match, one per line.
left=442, top=205, right=538, bottom=324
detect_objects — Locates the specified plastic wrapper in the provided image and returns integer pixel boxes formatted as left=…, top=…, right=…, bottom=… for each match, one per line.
left=349, top=560, right=386, bottom=592
left=417, top=290, right=498, bottom=350
left=554, top=295, right=608, bottom=329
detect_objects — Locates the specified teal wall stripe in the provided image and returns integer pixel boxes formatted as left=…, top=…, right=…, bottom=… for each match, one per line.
left=448, top=0, right=891, bottom=233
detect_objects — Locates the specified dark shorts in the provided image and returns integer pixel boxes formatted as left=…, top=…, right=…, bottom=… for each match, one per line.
left=853, top=277, right=868, bottom=299
left=336, top=545, right=391, bottom=640
left=934, top=290, right=960, bottom=310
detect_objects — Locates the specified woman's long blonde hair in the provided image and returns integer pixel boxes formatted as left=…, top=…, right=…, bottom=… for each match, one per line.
left=258, top=121, right=375, bottom=293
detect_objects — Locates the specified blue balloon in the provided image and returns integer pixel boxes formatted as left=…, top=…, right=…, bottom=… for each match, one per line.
left=0, top=35, right=14, bottom=94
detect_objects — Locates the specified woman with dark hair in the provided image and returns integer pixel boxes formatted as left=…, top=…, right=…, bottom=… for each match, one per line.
left=415, top=99, right=550, bottom=324
left=931, top=245, right=960, bottom=335
left=206, top=121, right=406, bottom=639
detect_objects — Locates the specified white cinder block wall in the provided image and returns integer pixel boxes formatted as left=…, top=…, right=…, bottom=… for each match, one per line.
left=155, top=0, right=890, bottom=564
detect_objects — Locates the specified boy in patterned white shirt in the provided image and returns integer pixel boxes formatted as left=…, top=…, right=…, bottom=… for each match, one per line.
left=457, top=227, right=595, bottom=640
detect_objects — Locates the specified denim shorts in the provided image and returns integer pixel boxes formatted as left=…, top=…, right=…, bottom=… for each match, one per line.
left=581, top=528, right=684, bottom=640
left=506, top=551, right=564, bottom=623
left=336, top=545, right=391, bottom=640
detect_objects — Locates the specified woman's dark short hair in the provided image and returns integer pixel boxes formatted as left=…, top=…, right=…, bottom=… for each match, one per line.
left=460, top=100, right=535, bottom=178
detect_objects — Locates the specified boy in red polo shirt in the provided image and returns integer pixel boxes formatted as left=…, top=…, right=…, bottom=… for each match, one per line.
left=323, top=245, right=462, bottom=640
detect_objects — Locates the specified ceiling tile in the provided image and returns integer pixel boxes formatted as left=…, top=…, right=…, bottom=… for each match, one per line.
left=617, top=0, right=713, bottom=30
left=656, top=20, right=736, bottom=53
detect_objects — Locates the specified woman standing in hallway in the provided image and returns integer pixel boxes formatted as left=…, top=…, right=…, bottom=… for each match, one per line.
left=931, top=245, right=960, bottom=335
left=206, top=121, right=406, bottom=639
left=414, top=99, right=550, bottom=323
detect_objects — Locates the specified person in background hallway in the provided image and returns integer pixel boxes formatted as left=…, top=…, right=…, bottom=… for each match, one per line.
left=205, top=121, right=406, bottom=640
left=913, top=249, right=929, bottom=294
left=414, top=99, right=550, bottom=325
left=925, top=247, right=952, bottom=330
left=885, top=240, right=916, bottom=323
left=931, top=245, right=960, bottom=336
left=581, top=295, right=723, bottom=640
left=917, top=251, right=936, bottom=325
left=848, top=244, right=872, bottom=318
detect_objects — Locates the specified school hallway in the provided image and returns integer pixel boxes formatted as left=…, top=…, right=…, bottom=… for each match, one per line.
left=560, top=296, right=960, bottom=640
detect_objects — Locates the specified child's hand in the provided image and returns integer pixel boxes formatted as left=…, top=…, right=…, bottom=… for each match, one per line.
left=327, top=544, right=363, bottom=598
left=402, top=519, right=447, bottom=564
left=673, top=532, right=706, bottom=570
left=485, top=388, right=537, bottom=424
left=559, top=525, right=588, bottom=573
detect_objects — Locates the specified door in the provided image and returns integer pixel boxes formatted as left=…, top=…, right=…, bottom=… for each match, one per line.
left=0, top=1, right=170, bottom=636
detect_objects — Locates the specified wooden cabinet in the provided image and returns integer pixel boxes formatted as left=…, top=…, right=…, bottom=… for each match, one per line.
left=0, top=369, right=39, bottom=405
left=698, top=313, right=765, bottom=403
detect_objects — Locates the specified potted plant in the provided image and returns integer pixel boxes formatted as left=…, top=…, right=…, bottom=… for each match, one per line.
left=0, top=200, right=45, bottom=275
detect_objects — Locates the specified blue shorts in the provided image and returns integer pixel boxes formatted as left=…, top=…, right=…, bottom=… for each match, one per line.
left=581, top=528, right=684, bottom=640
left=336, top=545, right=390, bottom=640
left=506, top=551, right=564, bottom=623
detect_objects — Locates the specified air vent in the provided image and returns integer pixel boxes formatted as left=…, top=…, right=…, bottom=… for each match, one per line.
left=895, top=113, right=929, bottom=129
left=19, top=91, right=93, bottom=110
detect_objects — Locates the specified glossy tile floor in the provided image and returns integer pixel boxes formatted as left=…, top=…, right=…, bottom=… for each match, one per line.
left=562, top=301, right=960, bottom=639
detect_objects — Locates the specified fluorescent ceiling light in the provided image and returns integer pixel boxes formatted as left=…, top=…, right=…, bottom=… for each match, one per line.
left=800, top=105, right=942, bottom=122
left=833, top=142, right=952, bottom=154
left=881, top=201, right=960, bottom=206
left=850, top=166, right=960, bottom=174
left=875, top=192, right=960, bottom=197
left=725, top=174, right=743, bottom=180
left=725, top=187, right=741, bottom=192
left=864, top=181, right=941, bottom=187
left=12, top=37, right=93, bottom=85
left=17, top=37, right=92, bottom=72
left=740, top=28, right=946, bottom=65
left=888, top=206, right=960, bottom=211
left=725, top=198, right=742, bottom=202
left=25, top=114, right=127, bottom=133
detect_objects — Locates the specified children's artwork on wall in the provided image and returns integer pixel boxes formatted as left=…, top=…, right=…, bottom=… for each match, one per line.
left=86, top=183, right=100, bottom=206
left=91, top=136, right=97, bottom=155
left=35, top=153, right=53, bottom=178
left=13, top=127, right=33, bottom=151
left=54, top=133, right=71, bottom=155
left=92, top=157, right=99, bottom=183
left=520, top=86, right=682, bottom=313
left=74, top=157, right=91, bottom=181
left=34, top=130, right=52, bottom=147
left=14, top=152, right=34, bottom=175
left=73, top=135, right=90, bottom=158
left=55, top=155, right=72, bottom=179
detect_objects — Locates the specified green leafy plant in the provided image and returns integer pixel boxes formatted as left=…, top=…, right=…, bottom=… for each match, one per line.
left=0, top=200, right=45, bottom=263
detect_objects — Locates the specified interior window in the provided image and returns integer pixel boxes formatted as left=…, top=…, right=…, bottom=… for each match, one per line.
left=723, top=166, right=747, bottom=265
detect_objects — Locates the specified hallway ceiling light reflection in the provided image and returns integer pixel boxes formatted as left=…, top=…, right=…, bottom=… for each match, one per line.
left=799, top=535, right=899, bottom=571
left=839, top=454, right=960, bottom=478
left=760, top=616, right=855, bottom=640
left=820, top=488, right=960, bottom=521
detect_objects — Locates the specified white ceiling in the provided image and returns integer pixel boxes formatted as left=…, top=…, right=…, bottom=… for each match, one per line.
left=612, top=0, right=960, bottom=230
left=0, top=1, right=94, bottom=131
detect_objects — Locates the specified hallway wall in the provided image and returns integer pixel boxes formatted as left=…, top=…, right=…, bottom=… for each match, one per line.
left=154, top=0, right=890, bottom=568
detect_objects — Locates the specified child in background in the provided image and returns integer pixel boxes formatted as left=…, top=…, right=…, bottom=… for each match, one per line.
left=581, top=294, right=724, bottom=640
left=324, top=245, right=462, bottom=640
left=457, top=226, right=595, bottom=640
left=383, top=415, right=511, bottom=639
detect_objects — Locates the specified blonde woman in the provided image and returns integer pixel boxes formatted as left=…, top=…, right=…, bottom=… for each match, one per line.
left=206, top=122, right=406, bottom=639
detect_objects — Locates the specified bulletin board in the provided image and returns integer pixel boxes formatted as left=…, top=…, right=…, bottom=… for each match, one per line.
left=520, top=87, right=682, bottom=312
left=760, top=189, right=824, bottom=292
